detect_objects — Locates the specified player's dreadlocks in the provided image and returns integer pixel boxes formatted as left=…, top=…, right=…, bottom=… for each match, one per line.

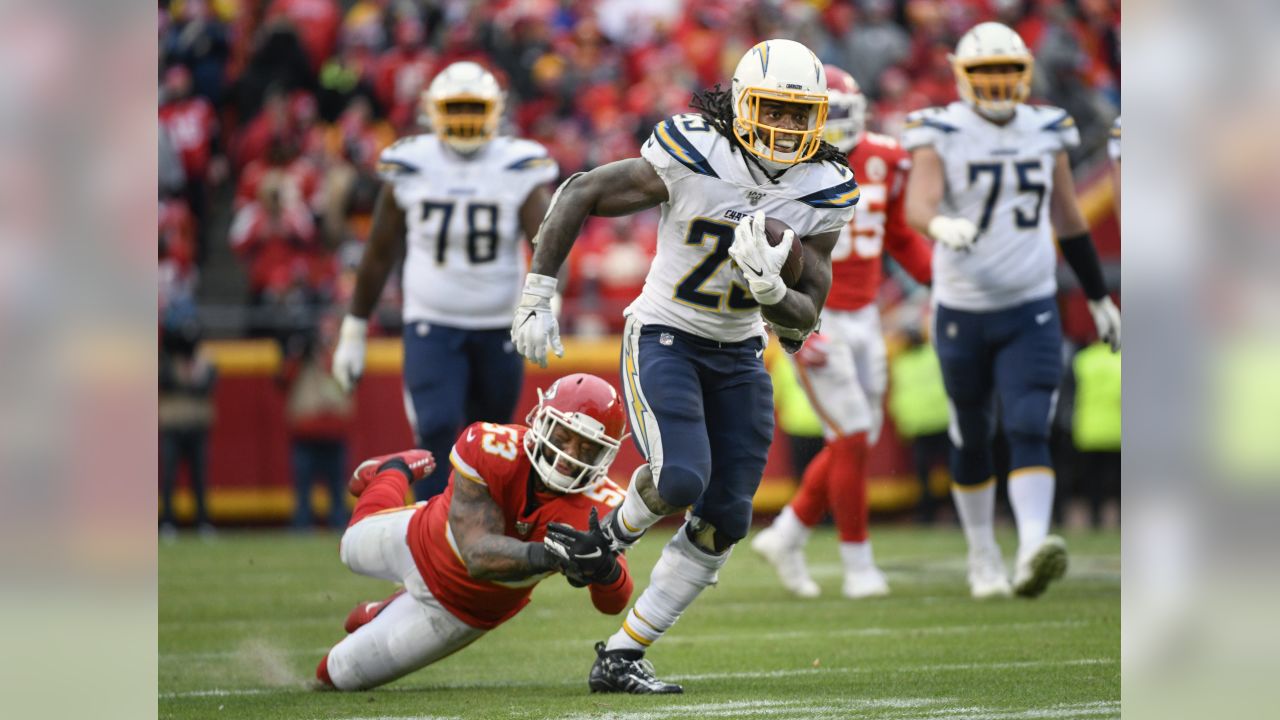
left=690, top=85, right=849, bottom=183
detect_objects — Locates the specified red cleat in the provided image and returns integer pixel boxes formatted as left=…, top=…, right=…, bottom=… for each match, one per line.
left=348, top=450, right=436, bottom=497
left=343, top=588, right=407, bottom=633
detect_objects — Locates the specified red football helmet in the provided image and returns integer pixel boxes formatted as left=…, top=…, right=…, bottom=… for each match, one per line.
left=524, top=373, right=628, bottom=493
left=823, top=64, right=867, bottom=153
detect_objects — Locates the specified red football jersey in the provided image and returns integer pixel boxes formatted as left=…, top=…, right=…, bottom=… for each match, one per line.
left=826, top=132, right=933, bottom=311
left=406, top=422, right=631, bottom=630
left=159, top=98, right=217, bottom=179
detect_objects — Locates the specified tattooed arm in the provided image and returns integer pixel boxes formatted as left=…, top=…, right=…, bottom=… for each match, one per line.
left=758, top=228, right=838, bottom=334
left=447, top=473, right=561, bottom=581
left=527, top=158, right=668, bottom=277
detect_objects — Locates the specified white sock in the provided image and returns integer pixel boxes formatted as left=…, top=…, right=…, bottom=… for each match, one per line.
left=950, top=480, right=999, bottom=556
left=616, top=465, right=665, bottom=542
left=772, top=506, right=812, bottom=547
left=1007, top=467, right=1055, bottom=563
left=605, top=524, right=729, bottom=653
left=839, top=541, right=875, bottom=573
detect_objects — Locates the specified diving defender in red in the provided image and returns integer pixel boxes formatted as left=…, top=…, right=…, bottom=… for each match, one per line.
left=315, top=373, right=633, bottom=690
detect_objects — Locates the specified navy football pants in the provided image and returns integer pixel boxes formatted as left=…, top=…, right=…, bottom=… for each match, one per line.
left=402, top=321, right=524, bottom=499
left=933, top=296, right=1063, bottom=487
left=620, top=319, right=774, bottom=544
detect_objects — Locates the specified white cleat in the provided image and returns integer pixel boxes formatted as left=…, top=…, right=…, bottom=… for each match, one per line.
left=968, top=547, right=1012, bottom=599
left=842, top=567, right=890, bottom=599
left=1013, top=535, right=1069, bottom=598
left=751, top=527, right=820, bottom=598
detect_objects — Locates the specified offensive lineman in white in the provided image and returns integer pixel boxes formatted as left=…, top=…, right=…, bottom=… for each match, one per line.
left=331, top=62, right=557, bottom=500
left=511, top=40, right=858, bottom=692
left=904, top=23, right=1121, bottom=598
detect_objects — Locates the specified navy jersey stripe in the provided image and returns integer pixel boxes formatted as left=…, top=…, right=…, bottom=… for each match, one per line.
left=654, top=119, right=719, bottom=178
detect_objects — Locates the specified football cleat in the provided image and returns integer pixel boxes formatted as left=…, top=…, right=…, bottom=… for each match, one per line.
left=349, top=450, right=436, bottom=497
left=842, top=567, right=890, bottom=599
left=968, top=546, right=1013, bottom=599
left=343, top=587, right=406, bottom=633
left=750, top=527, right=820, bottom=599
left=588, top=642, right=683, bottom=694
left=1013, top=535, right=1069, bottom=598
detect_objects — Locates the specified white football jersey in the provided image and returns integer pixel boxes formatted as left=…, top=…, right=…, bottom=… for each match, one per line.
left=630, top=113, right=859, bottom=343
left=903, top=102, right=1080, bottom=312
left=378, top=135, right=558, bottom=328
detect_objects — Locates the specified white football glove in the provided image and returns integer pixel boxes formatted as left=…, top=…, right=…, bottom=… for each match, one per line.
left=928, top=215, right=979, bottom=252
left=510, top=273, right=564, bottom=368
left=728, top=209, right=790, bottom=306
left=332, top=315, right=368, bottom=393
left=1088, top=296, right=1121, bottom=352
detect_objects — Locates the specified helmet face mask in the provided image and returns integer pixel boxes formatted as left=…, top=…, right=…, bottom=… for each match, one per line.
left=954, top=59, right=1033, bottom=119
left=423, top=62, right=504, bottom=154
left=731, top=40, right=829, bottom=168
left=523, top=374, right=628, bottom=494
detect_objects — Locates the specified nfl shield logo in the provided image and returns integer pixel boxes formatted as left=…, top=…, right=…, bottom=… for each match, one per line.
left=515, top=521, right=532, bottom=537
left=745, top=190, right=765, bottom=206
left=659, top=333, right=674, bottom=346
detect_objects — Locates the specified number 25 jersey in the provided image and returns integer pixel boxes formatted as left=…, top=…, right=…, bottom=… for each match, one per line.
left=630, top=114, right=859, bottom=343
left=902, top=102, right=1079, bottom=312
left=378, top=135, right=558, bottom=329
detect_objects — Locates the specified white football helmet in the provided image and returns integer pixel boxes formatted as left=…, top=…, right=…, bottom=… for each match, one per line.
left=422, top=61, right=504, bottom=154
left=951, top=22, right=1034, bottom=121
left=823, top=64, right=866, bottom=154
left=731, top=39, right=829, bottom=169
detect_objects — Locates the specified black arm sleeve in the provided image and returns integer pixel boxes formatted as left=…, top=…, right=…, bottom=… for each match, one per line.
left=1058, top=232, right=1109, bottom=301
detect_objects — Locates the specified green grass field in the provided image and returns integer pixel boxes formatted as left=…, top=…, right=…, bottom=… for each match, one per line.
left=159, top=525, right=1119, bottom=720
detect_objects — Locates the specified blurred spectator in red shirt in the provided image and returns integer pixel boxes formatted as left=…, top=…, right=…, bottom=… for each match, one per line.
left=159, top=197, right=198, bottom=313
left=374, top=15, right=437, bottom=132
left=230, top=172, right=319, bottom=301
left=871, top=66, right=933, bottom=139
left=236, top=133, right=322, bottom=212
left=159, top=65, right=226, bottom=229
left=268, top=0, right=341, bottom=75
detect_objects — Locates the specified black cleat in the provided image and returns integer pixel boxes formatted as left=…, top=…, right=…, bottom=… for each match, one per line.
left=588, top=642, right=683, bottom=694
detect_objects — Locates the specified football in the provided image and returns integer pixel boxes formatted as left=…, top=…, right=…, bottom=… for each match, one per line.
left=763, top=217, right=804, bottom=287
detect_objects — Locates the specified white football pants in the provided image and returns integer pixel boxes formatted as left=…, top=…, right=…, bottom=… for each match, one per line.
left=327, top=507, right=486, bottom=690
left=791, top=305, right=887, bottom=441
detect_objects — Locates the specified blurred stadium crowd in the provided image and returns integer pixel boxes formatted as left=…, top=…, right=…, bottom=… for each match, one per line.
left=158, top=0, right=1119, bottom=342
left=157, top=0, right=1121, bottom=531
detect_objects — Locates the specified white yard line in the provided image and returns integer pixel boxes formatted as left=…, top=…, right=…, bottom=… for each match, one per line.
left=159, top=657, right=1116, bottom=700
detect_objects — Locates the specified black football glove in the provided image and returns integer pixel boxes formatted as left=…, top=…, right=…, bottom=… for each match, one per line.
left=543, top=508, right=622, bottom=586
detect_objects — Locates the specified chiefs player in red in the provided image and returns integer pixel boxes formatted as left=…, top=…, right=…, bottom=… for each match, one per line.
left=753, top=66, right=933, bottom=600
left=314, top=373, right=635, bottom=691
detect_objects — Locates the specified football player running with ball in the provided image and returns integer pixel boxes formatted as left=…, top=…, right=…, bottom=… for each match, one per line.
left=332, top=62, right=558, bottom=500
left=315, top=373, right=635, bottom=691
left=903, top=23, right=1121, bottom=599
left=511, top=39, right=859, bottom=693
left=752, top=65, right=934, bottom=600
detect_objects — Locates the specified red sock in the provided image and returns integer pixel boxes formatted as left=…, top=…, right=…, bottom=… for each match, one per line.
left=789, top=445, right=831, bottom=527
left=827, top=432, right=870, bottom=543
left=315, top=652, right=335, bottom=688
left=348, top=469, right=411, bottom=527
